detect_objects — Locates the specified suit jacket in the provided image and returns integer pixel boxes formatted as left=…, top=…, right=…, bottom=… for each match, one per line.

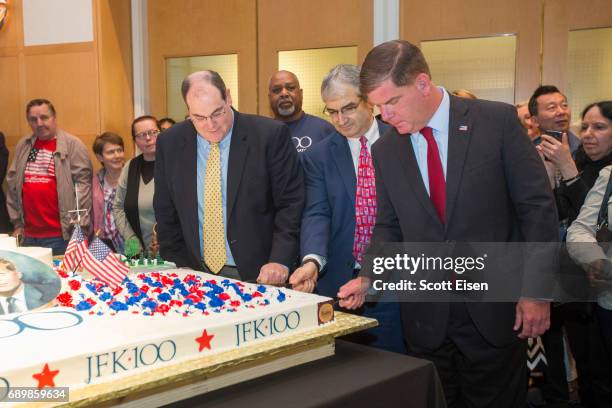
left=154, top=111, right=304, bottom=281
left=0, top=283, right=52, bottom=315
left=301, top=120, right=390, bottom=297
left=25, top=283, right=53, bottom=310
left=369, top=95, right=558, bottom=349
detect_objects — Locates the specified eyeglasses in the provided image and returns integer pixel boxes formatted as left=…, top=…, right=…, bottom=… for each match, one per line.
left=323, top=100, right=361, bottom=119
left=191, top=107, right=227, bottom=123
left=135, top=129, right=160, bottom=139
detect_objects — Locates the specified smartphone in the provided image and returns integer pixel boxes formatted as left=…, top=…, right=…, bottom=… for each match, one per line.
left=543, top=130, right=563, bottom=141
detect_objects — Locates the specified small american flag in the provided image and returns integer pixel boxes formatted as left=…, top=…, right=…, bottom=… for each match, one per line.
left=459, top=125, right=468, bottom=131
left=82, top=237, right=128, bottom=288
left=63, top=225, right=88, bottom=271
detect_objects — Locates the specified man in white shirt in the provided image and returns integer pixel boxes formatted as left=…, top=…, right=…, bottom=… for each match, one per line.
left=290, top=64, right=405, bottom=353
left=0, top=258, right=52, bottom=314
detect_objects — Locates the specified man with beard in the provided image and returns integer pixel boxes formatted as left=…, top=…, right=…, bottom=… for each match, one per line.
left=268, top=70, right=334, bottom=154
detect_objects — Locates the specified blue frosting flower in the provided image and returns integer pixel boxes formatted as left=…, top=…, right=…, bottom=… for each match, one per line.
left=142, top=299, right=158, bottom=310
left=75, top=300, right=93, bottom=311
left=109, top=301, right=128, bottom=311
left=99, top=292, right=112, bottom=302
left=126, top=282, right=139, bottom=294
left=208, top=296, right=224, bottom=308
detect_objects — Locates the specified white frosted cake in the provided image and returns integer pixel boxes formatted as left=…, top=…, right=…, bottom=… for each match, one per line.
left=0, top=266, right=334, bottom=393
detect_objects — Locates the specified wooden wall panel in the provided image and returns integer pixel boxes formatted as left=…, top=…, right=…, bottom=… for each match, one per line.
left=0, top=56, right=22, bottom=151
left=542, top=0, right=612, bottom=89
left=95, top=0, right=134, bottom=160
left=23, top=51, right=99, bottom=136
left=148, top=0, right=258, bottom=116
left=257, top=0, right=373, bottom=116
left=0, top=0, right=24, bottom=152
left=0, top=0, right=23, bottom=53
left=0, top=0, right=133, bottom=171
left=400, top=0, right=542, bottom=103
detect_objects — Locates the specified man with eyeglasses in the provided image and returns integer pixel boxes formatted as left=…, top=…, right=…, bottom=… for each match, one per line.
left=268, top=70, right=334, bottom=154
left=154, top=70, right=303, bottom=285
left=7, top=99, right=92, bottom=255
left=289, top=64, right=405, bottom=353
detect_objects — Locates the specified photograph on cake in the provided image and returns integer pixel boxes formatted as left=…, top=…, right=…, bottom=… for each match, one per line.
left=0, top=250, right=60, bottom=315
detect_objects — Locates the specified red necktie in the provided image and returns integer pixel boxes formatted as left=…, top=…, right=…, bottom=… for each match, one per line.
left=421, top=127, right=446, bottom=223
left=353, top=136, right=376, bottom=263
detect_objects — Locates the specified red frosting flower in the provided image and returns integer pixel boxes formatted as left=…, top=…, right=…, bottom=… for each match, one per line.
left=155, top=304, right=170, bottom=314
left=56, top=292, right=73, bottom=306
left=68, top=280, right=81, bottom=291
left=186, top=293, right=202, bottom=304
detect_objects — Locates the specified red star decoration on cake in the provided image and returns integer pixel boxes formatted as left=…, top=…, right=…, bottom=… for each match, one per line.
left=32, top=363, right=59, bottom=389
left=195, top=329, right=215, bottom=352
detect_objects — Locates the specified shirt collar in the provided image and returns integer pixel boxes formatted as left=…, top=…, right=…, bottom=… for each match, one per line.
left=426, top=87, right=450, bottom=134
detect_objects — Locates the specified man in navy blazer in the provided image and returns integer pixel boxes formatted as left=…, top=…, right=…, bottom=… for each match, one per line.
left=290, top=65, right=405, bottom=353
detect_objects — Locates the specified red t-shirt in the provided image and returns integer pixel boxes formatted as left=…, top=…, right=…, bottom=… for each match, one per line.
left=22, top=138, right=62, bottom=237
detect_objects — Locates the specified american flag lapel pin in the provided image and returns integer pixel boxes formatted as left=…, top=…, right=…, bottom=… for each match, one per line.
left=459, top=125, right=468, bottom=131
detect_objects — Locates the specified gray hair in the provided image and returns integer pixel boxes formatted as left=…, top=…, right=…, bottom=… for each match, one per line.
left=321, top=64, right=362, bottom=100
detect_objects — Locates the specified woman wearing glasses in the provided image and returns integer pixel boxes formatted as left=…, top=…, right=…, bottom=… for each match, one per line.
left=113, top=115, right=160, bottom=257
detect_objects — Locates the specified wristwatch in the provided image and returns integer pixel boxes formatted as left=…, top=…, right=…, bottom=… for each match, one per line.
left=301, top=258, right=321, bottom=273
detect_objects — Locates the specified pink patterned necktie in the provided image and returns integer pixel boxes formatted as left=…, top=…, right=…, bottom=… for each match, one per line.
left=421, top=126, right=446, bottom=223
left=353, top=136, right=376, bottom=263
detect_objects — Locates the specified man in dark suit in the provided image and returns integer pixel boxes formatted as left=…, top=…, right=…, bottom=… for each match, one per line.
left=338, top=40, right=558, bottom=407
left=154, top=70, right=303, bottom=284
left=289, top=64, right=405, bottom=353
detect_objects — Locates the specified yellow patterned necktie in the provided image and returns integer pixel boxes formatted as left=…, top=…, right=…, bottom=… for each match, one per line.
left=203, top=142, right=227, bottom=273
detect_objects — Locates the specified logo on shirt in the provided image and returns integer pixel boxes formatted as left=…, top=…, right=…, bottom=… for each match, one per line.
left=292, top=136, right=312, bottom=153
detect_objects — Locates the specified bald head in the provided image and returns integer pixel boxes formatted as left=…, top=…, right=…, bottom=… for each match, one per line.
left=181, top=70, right=227, bottom=102
left=182, top=70, right=234, bottom=144
left=268, top=70, right=303, bottom=122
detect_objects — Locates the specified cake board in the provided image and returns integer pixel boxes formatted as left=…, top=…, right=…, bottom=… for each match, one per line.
left=19, top=312, right=376, bottom=408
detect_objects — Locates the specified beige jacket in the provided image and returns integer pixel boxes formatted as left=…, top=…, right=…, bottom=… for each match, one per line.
left=6, top=129, right=93, bottom=240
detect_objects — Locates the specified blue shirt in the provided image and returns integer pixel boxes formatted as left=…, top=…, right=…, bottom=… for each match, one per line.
left=409, top=88, right=450, bottom=195
left=196, top=125, right=236, bottom=266
left=285, top=113, right=335, bottom=154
